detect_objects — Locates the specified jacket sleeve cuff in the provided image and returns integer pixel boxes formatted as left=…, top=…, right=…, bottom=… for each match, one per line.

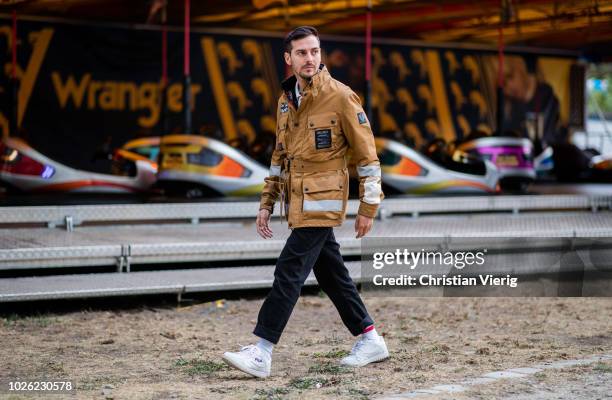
left=357, top=201, right=379, bottom=218
left=259, top=199, right=274, bottom=213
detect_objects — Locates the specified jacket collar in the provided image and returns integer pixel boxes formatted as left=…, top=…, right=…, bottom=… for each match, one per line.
left=281, top=63, right=329, bottom=95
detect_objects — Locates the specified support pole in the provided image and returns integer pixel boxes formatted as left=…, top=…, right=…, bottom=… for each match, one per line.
left=364, top=0, right=373, bottom=123
left=183, top=0, right=192, bottom=134
left=160, top=4, right=168, bottom=136
left=496, top=2, right=506, bottom=134
left=10, top=10, right=18, bottom=137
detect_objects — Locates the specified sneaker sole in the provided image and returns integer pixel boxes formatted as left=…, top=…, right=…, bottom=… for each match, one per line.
left=222, top=353, right=270, bottom=378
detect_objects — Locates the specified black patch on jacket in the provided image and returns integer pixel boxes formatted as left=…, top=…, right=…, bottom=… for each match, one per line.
left=314, top=129, right=332, bottom=149
left=357, top=111, right=367, bottom=124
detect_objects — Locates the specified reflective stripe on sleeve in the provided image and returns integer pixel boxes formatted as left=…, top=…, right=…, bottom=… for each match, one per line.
left=363, top=176, right=382, bottom=204
left=269, top=164, right=281, bottom=177
left=357, top=165, right=381, bottom=177
left=303, top=199, right=343, bottom=212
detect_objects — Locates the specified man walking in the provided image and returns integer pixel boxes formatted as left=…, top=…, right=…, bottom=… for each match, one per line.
left=222, top=26, right=388, bottom=378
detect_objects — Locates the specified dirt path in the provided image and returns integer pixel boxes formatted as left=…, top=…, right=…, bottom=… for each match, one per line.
left=467, top=362, right=612, bottom=400
left=402, top=359, right=612, bottom=400
left=1, top=296, right=611, bottom=399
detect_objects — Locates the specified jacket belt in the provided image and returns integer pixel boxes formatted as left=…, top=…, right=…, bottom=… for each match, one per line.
left=289, top=157, right=346, bottom=173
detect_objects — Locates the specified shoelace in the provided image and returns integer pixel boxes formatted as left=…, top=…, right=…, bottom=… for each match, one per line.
left=238, top=344, right=258, bottom=354
left=237, top=344, right=269, bottom=365
left=350, top=337, right=368, bottom=355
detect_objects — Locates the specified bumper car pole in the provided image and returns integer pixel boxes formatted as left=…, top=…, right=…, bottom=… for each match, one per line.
left=10, top=9, right=18, bottom=137
left=161, top=3, right=169, bottom=137
left=364, top=0, right=373, bottom=123
left=496, top=3, right=505, bottom=134
left=183, top=0, right=192, bottom=135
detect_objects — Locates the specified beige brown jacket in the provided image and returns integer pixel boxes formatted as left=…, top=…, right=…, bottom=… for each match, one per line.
left=259, top=65, right=383, bottom=228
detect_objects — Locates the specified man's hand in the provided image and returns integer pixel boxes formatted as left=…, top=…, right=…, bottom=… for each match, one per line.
left=355, top=214, right=374, bottom=239
left=256, top=208, right=273, bottom=239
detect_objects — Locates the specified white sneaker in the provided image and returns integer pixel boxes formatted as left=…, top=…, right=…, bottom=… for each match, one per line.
left=340, top=335, right=389, bottom=367
left=222, top=344, right=271, bottom=378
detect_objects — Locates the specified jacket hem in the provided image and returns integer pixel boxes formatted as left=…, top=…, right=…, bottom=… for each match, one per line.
left=287, top=220, right=344, bottom=229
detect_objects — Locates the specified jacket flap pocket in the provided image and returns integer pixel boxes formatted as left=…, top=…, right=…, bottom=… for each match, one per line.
left=303, top=173, right=343, bottom=193
left=278, top=114, right=289, bottom=131
left=308, top=112, right=338, bottom=129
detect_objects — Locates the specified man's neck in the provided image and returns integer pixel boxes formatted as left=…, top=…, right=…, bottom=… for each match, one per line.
left=296, top=75, right=310, bottom=93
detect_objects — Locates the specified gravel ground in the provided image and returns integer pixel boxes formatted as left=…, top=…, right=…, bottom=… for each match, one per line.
left=1, top=295, right=611, bottom=399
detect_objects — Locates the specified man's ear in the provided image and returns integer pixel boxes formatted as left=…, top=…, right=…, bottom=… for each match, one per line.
left=284, top=51, right=292, bottom=66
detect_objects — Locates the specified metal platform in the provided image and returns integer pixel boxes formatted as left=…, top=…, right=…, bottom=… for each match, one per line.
left=1, top=194, right=611, bottom=302
left=2, top=236, right=610, bottom=302
left=1, top=211, right=612, bottom=271
left=0, top=262, right=361, bottom=302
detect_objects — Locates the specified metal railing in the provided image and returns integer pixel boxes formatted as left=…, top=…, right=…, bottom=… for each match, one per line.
left=1, top=194, right=610, bottom=230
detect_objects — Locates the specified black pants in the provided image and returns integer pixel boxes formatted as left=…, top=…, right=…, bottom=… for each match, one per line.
left=253, top=227, right=374, bottom=344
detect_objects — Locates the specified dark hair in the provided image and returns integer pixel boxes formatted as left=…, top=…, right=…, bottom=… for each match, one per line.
left=283, top=26, right=319, bottom=53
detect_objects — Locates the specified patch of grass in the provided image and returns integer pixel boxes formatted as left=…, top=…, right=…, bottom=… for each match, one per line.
left=289, top=376, right=329, bottom=389
left=252, top=387, right=290, bottom=400
left=3, top=313, right=57, bottom=328
left=593, top=363, right=612, bottom=373
left=31, top=315, right=56, bottom=327
left=77, top=376, right=125, bottom=391
left=409, top=373, right=427, bottom=383
left=294, top=338, right=316, bottom=347
left=324, top=386, right=371, bottom=399
left=174, top=358, right=228, bottom=376
left=427, top=344, right=450, bottom=354
left=3, top=314, right=20, bottom=327
left=512, top=339, right=534, bottom=349
left=400, top=335, right=421, bottom=344
left=45, top=360, right=66, bottom=374
left=316, top=334, right=344, bottom=346
left=348, top=387, right=371, bottom=399
left=297, top=336, right=344, bottom=346
left=312, top=348, right=349, bottom=359
left=534, top=372, right=547, bottom=380
left=210, top=386, right=238, bottom=394
left=308, top=361, right=353, bottom=375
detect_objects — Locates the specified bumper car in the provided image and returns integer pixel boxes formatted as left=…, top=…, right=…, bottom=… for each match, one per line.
left=457, top=134, right=535, bottom=191
left=591, top=154, right=612, bottom=173
left=534, top=146, right=555, bottom=179
left=374, top=138, right=499, bottom=194
left=111, top=137, right=160, bottom=177
left=550, top=143, right=612, bottom=183
left=0, top=137, right=157, bottom=193
left=156, top=134, right=267, bottom=197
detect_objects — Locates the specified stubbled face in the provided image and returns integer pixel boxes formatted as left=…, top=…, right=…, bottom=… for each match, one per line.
left=284, top=35, right=321, bottom=82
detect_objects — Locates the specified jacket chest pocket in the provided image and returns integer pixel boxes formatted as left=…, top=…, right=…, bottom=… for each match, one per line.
left=276, top=115, right=289, bottom=154
left=307, top=112, right=339, bottom=152
left=301, top=170, right=347, bottom=220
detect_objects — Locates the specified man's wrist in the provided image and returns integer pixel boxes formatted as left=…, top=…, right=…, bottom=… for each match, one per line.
left=259, top=205, right=273, bottom=213
left=357, top=201, right=378, bottom=218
